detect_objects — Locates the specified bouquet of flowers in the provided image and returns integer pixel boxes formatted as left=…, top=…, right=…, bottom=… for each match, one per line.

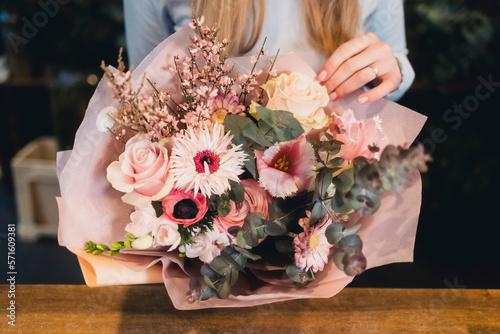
left=57, top=16, right=430, bottom=309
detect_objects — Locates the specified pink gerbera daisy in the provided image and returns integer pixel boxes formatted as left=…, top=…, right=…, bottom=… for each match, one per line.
left=255, top=136, right=316, bottom=198
left=209, top=90, right=245, bottom=123
left=294, top=211, right=333, bottom=273
left=169, top=123, right=247, bottom=197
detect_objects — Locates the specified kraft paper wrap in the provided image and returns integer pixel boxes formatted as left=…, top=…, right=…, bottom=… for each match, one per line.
left=57, top=27, right=427, bottom=310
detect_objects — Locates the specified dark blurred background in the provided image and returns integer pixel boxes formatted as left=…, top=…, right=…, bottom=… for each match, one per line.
left=0, top=0, right=499, bottom=288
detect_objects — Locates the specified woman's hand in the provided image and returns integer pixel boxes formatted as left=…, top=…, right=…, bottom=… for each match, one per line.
left=316, top=32, right=402, bottom=104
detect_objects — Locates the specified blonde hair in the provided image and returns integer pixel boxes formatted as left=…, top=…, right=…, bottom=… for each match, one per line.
left=194, top=0, right=361, bottom=56
left=194, top=0, right=265, bottom=54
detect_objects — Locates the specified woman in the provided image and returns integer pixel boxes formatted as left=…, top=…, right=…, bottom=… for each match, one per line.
left=123, top=0, right=414, bottom=104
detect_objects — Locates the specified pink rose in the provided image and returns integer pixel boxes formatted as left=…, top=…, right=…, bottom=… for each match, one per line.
left=162, top=188, right=208, bottom=227
left=330, top=109, right=387, bottom=162
left=255, top=136, right=316, bottom=198
left=261, top=72, right=330, bottom=131
left=107, top=133, right=174, bottom=207
left=214, top=179, right=273, bottom=233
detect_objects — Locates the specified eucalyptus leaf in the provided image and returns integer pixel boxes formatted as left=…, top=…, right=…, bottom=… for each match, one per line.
left=224, top=114, right=259, bottom=177
left=325, top=223, right=345, bottom=245
left=234, top=246, right=262, bottom=261
left=256, top=107, right=304, bottom=143
left=355, top=162, right=383, bottom=194
left=224, top=114, right=253, bottom=137
left=315, top=168, right=334, bottom=200
left=216, top=276, right=231, bottom=299
left=220, top=251, right=245, bottom=272
left=349, top=184, right=381, bottom=216
left=225, top=267, right=239, bottom=286
left=285, top=264, right=314, bottom=287
left=200, top=285, right=217, bottom=301
left=308, top=200, right=324, bottom=226
left=217, top=199, right=232, bottom=217
left=243, top=122, right=273, bottom=149
left=203, top=275, right=217, bottom=290
left=267, top=202, right=279, bottom=221
left=227, top=226, right=243, bottom=236
left=242, top=231, right=259, bottom=247
left=333, top=249, right=345, bottom=271
left=326, top=223, right=362, bottom=245
left=243, top=212, right=265, bottom=232
left=322, top=140, right=343, bottom=155
left=228, top=180, right=245, bottom=204
left=263, top=220, right=287, bottom=236
left=236, top=231, right=247, bottom=248
left=331, top=168, right=354, bottom=213
left=339, top=234, right=363, bottom=252
left=209, top=256, right=229, bottom=276
left=326, top=157, right=345, bottom=169
left=344, top=224, right=362, bottom=237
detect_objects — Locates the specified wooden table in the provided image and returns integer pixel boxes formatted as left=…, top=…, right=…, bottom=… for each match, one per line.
left=1, top=285, right=499, bottom=333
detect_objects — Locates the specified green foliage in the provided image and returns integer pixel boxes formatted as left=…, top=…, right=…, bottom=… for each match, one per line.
left=331, top=168, right=355, bottom=213
left=325, top=223, right=362, bottom=245
left=84, top=234, right=135, bottom=257
left=255, top=107, right=304, bottom=143
left=190, top=247, right=250, bottom=302
left=286, top=264, right=315, bottom=287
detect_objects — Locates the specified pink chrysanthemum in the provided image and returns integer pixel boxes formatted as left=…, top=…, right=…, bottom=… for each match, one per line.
left=209, top=91, right=245, bottom=123
left=169, top=123, right=247, bottom=197
left=255, top=136, right=316, bottom=198
left=294, top=211, right=333, bottom=273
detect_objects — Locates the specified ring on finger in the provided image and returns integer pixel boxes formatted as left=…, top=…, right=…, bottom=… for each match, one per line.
left=368, top=65, right=379, bottom=78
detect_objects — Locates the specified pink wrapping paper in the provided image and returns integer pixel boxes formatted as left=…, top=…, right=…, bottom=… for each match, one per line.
left=57, top=27, right=427, bottom=310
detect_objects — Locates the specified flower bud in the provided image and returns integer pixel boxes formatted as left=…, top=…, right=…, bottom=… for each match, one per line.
left=131, top=234, right=153, bottom=249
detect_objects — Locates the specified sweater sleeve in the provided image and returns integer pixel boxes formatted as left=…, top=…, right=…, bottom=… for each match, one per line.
left=363, top=0, right=415, bottom=101
left=123, top=0, right=192, bottom=67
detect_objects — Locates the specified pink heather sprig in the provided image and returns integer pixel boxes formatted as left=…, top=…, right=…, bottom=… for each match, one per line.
left=101, top=51, right=182, bottom=142
left=171, top=14, right=240, bottom=129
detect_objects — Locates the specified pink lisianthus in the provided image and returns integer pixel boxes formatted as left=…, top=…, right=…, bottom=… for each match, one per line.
left=294, top=211, right=333, bottom=273
left=106, top=133, right=174, bottom=207
left=255, top=136, right=316, bottom=198
left=329, top=109, right=387, bottom=162
left=214, top=179, right=273, bottom=233
left=162, top=188, right=208, bottom=227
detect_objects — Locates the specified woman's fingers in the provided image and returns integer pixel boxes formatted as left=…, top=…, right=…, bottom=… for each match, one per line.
left=317, top=32, right=378, bottom=83
left=321, top=43, right=380, bottom=94
left=317, top=32, right=402, bottom=104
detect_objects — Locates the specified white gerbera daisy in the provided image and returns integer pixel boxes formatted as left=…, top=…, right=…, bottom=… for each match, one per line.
left=170, top=123, right=247, bottom=197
